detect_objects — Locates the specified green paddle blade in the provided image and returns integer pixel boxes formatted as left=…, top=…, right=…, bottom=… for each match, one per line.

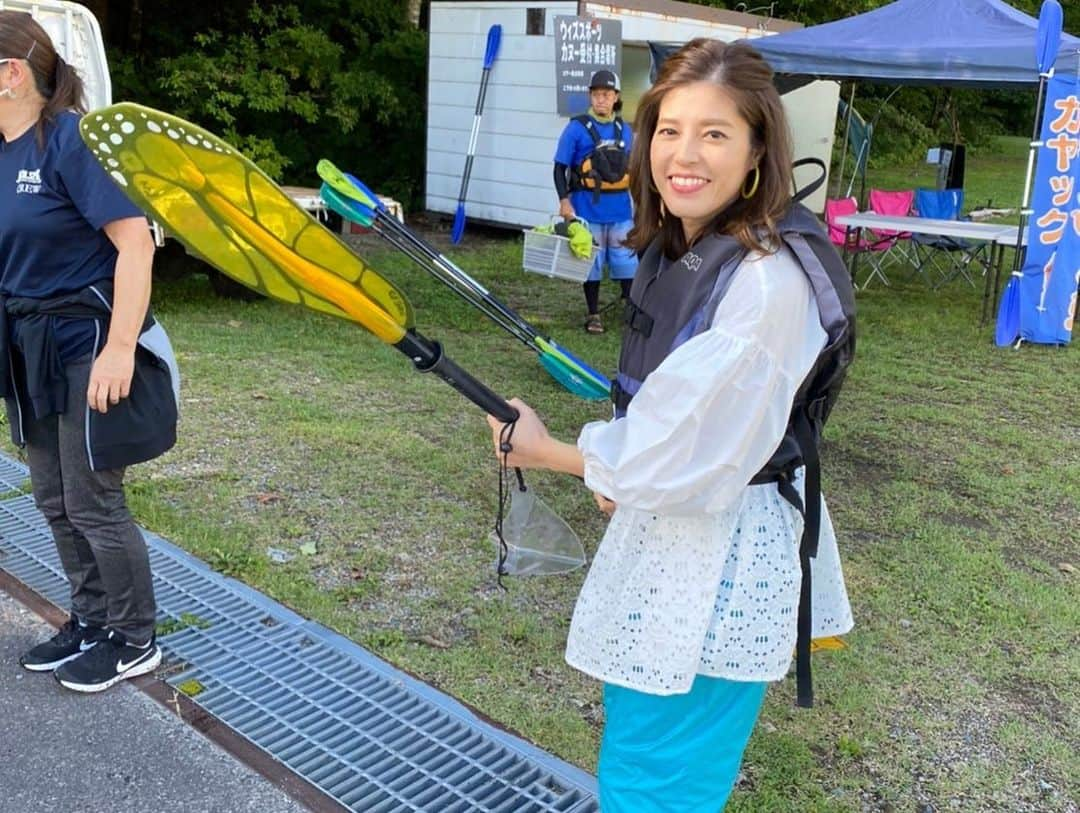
left=320, top=183, right=375, bottom=227
left=534, top=337, right=611, bottom=400
left=317, top=158, right=379, bottom=211
left=79, top=104, right=413, bottom=341
left=537, top=352, right=610, bottom=401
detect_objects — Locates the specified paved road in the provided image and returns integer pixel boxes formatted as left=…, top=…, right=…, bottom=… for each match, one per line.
left=0, top=586, right=307, bottom=813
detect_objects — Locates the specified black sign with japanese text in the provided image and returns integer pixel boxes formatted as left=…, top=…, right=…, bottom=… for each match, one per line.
left=554, top=16, right=622, bottom=117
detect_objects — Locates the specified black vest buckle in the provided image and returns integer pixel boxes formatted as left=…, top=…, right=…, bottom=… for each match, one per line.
left=623, top=301, right=654, bottom=336
left=610, top=378, right=633, bottom=413
left=806, top=396, right=829, bottom=421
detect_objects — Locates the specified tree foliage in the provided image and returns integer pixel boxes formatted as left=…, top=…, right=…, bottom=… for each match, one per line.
left=103, top=0, right=426, bottom=205
left=96, top=0, right=1079, bottom=207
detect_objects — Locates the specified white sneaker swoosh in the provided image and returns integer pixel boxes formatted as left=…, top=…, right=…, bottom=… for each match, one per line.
left=116, top=651, right=151, bottom=672
left=79, top=640, right=99, bottom=652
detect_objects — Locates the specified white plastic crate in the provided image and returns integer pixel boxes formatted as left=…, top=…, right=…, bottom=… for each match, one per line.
left=522, top=227, right=595, bottom=282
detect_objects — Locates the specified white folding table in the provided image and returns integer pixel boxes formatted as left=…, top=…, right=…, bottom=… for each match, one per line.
left=835, top=212, right=1009, bottom=290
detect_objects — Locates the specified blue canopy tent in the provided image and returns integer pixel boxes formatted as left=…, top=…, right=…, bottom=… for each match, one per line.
left=731, top=0, right=1080, bottom=342
left=651, top=1, right=1080, bottom=90
left=744, top=0, right=1080, bottom=89
left=650, top=0, right=1080, bottom=195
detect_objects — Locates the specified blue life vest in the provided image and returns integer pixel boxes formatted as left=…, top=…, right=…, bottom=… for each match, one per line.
left=612, top=203, right=856, bottom=707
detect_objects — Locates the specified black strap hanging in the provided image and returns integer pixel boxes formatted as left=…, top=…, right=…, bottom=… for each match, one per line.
left=770, top=404, right=824, bottom=709
left=495, top=420, right=526, bottom=590
left=793, top=407, right=824, bottom=708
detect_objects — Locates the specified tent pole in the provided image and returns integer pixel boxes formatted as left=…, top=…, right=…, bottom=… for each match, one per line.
left=846, top=138, right=868, bottom=198
left=860, top=86, right=901, bottom=207
left=835, top=83, right=856, bottom=198
left=1009, top=69, right=1052, bottom=280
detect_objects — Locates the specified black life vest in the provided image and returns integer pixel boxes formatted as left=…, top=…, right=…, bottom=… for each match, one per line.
left=569, top=115, right=631, bottom=202
left=612, top=202, right=856, bottom=708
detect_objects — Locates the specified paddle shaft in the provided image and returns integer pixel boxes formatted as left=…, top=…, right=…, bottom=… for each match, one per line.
left=456, top=30, right=500, bottom=207
left=319, top=172, right=611, bottom=398
left=323, top=167, right=536, bottom=342
left=378, top=211, right=541, bottom=341
left=374, top=211, right=611, bottom=395
left=373, top=219, right=540, bottom=350
left=452, top=25, right=502, bottom=242
left=1011, top=72, right=1052, bottom=276
left=395, top=330, right=518, bottom=424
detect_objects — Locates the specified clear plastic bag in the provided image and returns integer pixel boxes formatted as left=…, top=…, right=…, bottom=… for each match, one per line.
left=499, top=485, right=585, bottom=576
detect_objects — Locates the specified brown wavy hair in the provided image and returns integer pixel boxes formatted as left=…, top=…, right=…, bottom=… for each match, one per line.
left=0, top=11, right=87, bottom=145
left=626, top=39, right=793, bottom=258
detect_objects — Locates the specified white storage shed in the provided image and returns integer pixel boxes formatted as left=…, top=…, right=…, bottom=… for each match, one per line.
left=425, top=0, right=840, bottom=229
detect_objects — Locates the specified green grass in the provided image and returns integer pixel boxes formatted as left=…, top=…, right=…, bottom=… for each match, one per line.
left=4, top=135, right=1077, bottom=810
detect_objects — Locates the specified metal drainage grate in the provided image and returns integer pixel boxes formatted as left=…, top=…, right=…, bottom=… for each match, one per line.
left=0, top=452, right=598, bottom=812
left=0, top=455, right=30, bottom=493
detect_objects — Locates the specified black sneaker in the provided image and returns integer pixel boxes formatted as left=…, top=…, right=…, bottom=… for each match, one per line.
left=54, top=630, right=161, bottom=693
left=20, top=617, right=109, bottom=672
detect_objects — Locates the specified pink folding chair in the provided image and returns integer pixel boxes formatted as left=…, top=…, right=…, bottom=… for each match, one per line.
left=825, top=196, right=893, bottom=288
left=863, top=188, right=915, bottom=288
left=825, top=197, right=864, bottom=252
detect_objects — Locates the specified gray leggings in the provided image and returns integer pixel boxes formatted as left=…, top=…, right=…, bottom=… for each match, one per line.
left=24, top=354, right=156, bottom=644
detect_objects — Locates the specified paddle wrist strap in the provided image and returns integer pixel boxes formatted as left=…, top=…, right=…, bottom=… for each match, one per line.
left=495, top=421, right=527, bottom=588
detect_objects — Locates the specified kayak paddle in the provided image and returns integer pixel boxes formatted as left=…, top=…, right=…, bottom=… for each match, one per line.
left=318, top=160, right=611, bottom=402
left=451, top=23, right=501, bottom=244
left=79, top=103, right=584, bottom=578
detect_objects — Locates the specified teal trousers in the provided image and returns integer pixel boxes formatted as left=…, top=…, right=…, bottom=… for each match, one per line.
left=598, top=675, right=768, bottom=812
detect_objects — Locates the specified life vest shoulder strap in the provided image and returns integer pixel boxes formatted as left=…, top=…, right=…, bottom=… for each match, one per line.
left=572, top=114, right=625, bottom=149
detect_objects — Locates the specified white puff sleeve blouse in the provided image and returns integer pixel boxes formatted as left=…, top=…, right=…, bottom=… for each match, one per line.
left=566, top=245, right=854, bottom=694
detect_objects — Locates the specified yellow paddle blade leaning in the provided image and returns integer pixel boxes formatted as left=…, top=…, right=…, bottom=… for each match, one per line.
left=78, top=104, right=412, bottom=344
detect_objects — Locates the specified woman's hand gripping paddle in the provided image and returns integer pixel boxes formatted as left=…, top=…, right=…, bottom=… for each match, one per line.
left=79, top=103, right=582, bottom=577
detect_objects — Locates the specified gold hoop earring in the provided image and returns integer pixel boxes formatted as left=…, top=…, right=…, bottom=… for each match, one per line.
left=741, top=166, right=760, bottom=199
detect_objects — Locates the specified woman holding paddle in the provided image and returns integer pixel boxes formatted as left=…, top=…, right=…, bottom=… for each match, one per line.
left=489, top=39, right=854, bottom=811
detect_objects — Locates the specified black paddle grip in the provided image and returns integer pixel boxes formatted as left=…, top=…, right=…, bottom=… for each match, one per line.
left=395, top=331, right=518, bottom=425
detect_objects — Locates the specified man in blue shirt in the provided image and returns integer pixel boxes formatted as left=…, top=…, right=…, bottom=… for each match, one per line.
left=554, top=70, right=638, bottom=334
